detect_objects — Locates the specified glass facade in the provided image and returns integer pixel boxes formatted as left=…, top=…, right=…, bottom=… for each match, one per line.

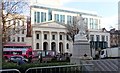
left=54, top=14, right=59, bottom=22
left=41, top=12, right=46, bottom=22
left=37, top=12, right=40, bottom=23
left=48, top=9, right=52, bottom=20
left=34, top=11, right=46, bottom=23
left=67, top=15, right=73, bottom=24
left=60, top=15, right=65, bottom=23
left=89, top=18, right=98, bottom=29
left=90, top=18, right=94, bottom=29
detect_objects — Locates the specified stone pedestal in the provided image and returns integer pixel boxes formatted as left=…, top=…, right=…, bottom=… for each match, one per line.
left=70, top=34, right=92, bottom=64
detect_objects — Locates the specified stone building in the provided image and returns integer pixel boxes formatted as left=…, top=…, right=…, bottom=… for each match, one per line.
left=32, top=21, right=73, bottom=53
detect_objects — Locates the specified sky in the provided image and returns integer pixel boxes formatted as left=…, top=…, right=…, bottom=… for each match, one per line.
left=59, top=0, right=119, bottom=30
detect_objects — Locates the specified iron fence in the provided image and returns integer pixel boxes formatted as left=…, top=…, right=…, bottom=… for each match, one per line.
left=25, top=64, right=94, bottom=73
left=0, top=69, right=21, bottom=73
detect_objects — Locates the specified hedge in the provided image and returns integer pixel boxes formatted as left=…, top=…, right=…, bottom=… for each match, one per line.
left=2, top=62, right=71, bottom=73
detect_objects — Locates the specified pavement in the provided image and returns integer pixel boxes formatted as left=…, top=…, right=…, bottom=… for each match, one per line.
left=81, top=59, right=120, bottom=73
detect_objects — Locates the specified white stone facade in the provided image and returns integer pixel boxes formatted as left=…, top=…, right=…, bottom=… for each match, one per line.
left=32, top=21, right=73, bottom=53
left=6, top=14, right=27, bottom=44
left=88, top=29, right=110, bottom=47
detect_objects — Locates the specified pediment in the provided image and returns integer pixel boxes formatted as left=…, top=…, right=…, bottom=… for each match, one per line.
left=39, top=21, right=66, bottom=28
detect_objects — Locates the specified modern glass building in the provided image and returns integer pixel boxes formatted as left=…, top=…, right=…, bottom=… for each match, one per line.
left=30, top=5, right=101, bottom=30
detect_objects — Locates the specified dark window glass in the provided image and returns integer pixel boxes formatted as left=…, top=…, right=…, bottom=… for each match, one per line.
left=22, top=37, right=24, bottom=42
left=34, top=12, right=37, bottom=23
left=90, top=35, right=94, bottom=41
left=36, top=34, right=39, bottom=39
left=52, top=35, right=55, bottom=40
left=44, top=34, right=47, bottom=40
left=17, top=37, right=20, bottom=42
left=96, top=35, right=99, bottom=41
left=102, top=35, right=105, bottom=41
left=36, top=43, right=39, bottom=49
left=66, top=35, right=69, bottom=40
left=66, top=43, right=69, bottom=49
left=60, top=35, right=62, bottom=40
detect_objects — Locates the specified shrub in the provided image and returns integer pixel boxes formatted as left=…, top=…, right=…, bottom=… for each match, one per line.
left=2, top=61, right=71, bottom=73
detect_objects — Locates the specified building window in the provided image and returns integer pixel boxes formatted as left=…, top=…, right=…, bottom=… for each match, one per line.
left=66, top=43, right=69, bottom=49
left=96, top=35, right=100, bottom=41
left=17, top=37, right=20, bottom=42
left=36, top=43, right=39, bottom=49
left=13, top=37, right=15, bottom=42
left=21, top=37, right=24, bottom=42
left=54, top=14, right=59, bottom=22
left=84, top=18, right=88, bottom=25
left=44, top=34, right=47, bottom=40
left=66, top=35, right=69, bottom=40
left=8, top=36, right=10, bottom=42
left=90, top=18, right=94, bottom=29
left=48, top=9, right=52, bottom=20
left=95, top=19, right=98, bottom=29
left=41, top=12, right=46, bottom=22
left=34, top=12, right=37, bottom=23
left=60, top=35, right=62, bottom=40
left=67, top=15, right=73, bottom=24
left=106, top=36, right=108, bottom=41
left=52, top=35, right=55, bottom=40
left=36, top=34, right=39, bottom=39
left=22, top=30, right=24, bottom=34
left=90, top=35, right=94, bottom=41
left=60, top=15, right=65, bottom=23
left=37, top=12, right=40, bottom=23
left=102, top=35, right=105, bottom=41
left=56, top=14, right=59, bottom=22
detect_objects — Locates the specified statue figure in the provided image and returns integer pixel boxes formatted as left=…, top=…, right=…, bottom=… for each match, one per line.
left=74, top=16, right=87, bottom=41
left=77, top=16, right=86, bottom=36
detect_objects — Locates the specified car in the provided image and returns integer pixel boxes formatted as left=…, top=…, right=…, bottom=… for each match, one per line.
left=8, top=56, right=28, bottom=63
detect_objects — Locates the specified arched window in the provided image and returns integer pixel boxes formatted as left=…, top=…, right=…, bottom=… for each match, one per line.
left=66, top=43, right=69, bottom=49
left=36, top=43, right=39, bottom=49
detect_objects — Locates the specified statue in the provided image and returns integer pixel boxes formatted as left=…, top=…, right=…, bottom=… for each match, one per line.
left=74, top=16, right=87, bottom=41
left=70, top=16, right=92, bottom=64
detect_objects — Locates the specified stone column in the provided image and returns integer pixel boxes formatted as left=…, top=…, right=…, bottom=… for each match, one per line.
left=32, top=30, right=36, bottom=50
left=41, top=31, right=43, bottom=50
left=49, top=31, right=51, bottom=50
left=63, top=33, right=66, bottom=53
left=56, top=32, right=59, bottom=53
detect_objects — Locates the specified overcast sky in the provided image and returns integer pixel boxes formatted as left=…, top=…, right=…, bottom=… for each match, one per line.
left=59, top=0, right=119, bottom=30
left=30, top=0, right=119, bottom=30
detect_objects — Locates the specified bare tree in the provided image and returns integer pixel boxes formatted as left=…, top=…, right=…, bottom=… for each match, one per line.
left=65, top=16, right=80, bottom=42
left=2, top=0, right=29, bottom=44
left=65, top=15, right=88, bottom=42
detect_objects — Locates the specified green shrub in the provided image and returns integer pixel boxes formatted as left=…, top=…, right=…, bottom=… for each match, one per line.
left=2, top=61, right=71, bottom=73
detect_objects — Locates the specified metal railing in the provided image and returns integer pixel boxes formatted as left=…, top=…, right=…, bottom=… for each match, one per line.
left=25, top=64, right=94, bottom=73
left=0, top=69, right=21, bottom=73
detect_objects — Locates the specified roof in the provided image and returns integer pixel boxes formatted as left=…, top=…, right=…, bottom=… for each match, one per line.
left=31, top=5, right=99, bottom=17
